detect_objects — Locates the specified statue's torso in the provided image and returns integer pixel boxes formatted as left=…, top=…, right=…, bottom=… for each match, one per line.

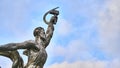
left=25, top=40, right=47, bottom=68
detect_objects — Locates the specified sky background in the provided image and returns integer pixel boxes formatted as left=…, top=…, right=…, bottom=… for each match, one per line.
left=0, top=0, right=120, bottom=68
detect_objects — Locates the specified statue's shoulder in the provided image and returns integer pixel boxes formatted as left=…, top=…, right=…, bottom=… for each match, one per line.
left=24, top=40, right=35, bottom=43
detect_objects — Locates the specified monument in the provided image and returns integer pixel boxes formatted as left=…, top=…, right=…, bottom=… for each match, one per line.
left=0, top=7, right=59, bottom=68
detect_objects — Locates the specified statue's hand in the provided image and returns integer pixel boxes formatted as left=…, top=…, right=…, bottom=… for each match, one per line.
left=49, top=9, right=59, bottom=25
left=43, top=7, right=59, bottom=25
left=49, top=16, right=58, bottom=25
left=49, top=9, right=59, bottom=15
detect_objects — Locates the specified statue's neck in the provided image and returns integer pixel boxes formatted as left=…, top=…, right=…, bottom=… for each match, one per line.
left=35, top=36, right=41, bottom=45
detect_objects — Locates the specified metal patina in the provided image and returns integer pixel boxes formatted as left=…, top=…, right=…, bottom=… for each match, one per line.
left=0, top=7, right=59, bottom=68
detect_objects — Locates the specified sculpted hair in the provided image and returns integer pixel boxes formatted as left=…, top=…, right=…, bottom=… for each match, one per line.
left=33, top=27, right=44, bottom=37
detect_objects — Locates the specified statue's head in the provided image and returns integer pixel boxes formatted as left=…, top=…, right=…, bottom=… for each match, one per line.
left=33, top=27, right=46, bottom=40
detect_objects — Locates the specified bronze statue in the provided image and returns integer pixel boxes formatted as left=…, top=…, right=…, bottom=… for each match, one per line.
left=0, top=51, right=24, bottom=68
left=0, top=7, right=59, bottom=68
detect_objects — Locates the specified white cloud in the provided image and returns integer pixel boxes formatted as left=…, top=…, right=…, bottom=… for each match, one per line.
left=46, top=39, right=94, bottom=62
left=0, top=0, right=120, bottom=68
left=109, top=59, right=120, bottom=68
left=98, top=0, right=120, bottom=57
left=46, top=59, right=120, bottom=68
left=56, top=18, right=73, bottom=36
left=46, top=61, right=107, bottom=68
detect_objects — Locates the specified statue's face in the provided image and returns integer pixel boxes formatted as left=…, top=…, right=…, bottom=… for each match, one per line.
left=33, top=27, right=46, bottom=39
left=39, top=28, right=46, bottom=38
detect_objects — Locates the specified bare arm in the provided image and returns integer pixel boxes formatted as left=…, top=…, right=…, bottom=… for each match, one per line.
left=45, top=23, right=54, bottom=48
left=0, top=40, right=38, bottom=51
left=43, top=8, right=59, bottom=48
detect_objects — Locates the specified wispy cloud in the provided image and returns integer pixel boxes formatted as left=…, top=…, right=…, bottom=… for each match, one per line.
left=56, top=18, right=73, bottom=36
left=47, top=59, right=120, bottom=68
left=46, top=61, right=107, bottom=68
left=46, top=39, right=95, bottom=64
left=0, top=0, right=120, bottom=68
left=46, top=0, right=120, bottom=67
left=98, top=0, right=120, bottom=58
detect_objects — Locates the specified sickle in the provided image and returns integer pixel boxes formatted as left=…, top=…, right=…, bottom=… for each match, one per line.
left=43, top=7, right=59, bottom=25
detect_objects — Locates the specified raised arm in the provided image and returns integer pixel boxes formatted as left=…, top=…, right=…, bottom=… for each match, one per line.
left=45, top=23, right=54, bottom=48
left=43, top=7, right=59, bottom=48
left=0, top=40, right=37, bottom=51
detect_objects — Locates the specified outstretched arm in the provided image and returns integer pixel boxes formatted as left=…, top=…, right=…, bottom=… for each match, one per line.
left=0, top=40, right=37, bottom=51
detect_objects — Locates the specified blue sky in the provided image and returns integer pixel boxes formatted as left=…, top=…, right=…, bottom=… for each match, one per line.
left=0, top=0, right=120, bottom=68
